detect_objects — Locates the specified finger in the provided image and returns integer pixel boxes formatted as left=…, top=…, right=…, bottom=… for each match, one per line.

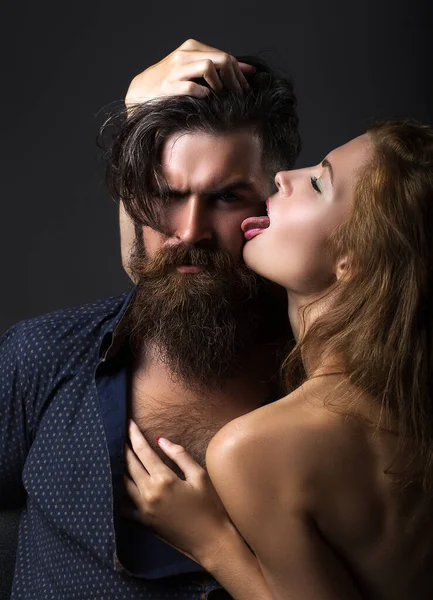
left=165, top=81, right=212, bottom=98
left=123, top=475, right=152, bottom=524
left=124, top=473, right=139, bottom=500
left=128, top=420, right=174, bottom=477
left=238, top=62, right=257, bottom=74
left=232, top=60, right=250, bottom=92
left=174, top=50, right=242, bottom=90
left=219, top=58, right=243, bottom=94
left=171, top=49, right=227, bottom=68
left=121, top=483, right=139, bottom=512
left=157, top=438, right=205, bottom=482
left=176, top=59, right=223, bottom=92
left=125, top=444, right=150, bottom=484
left=186, top=53, right=249, bottom=92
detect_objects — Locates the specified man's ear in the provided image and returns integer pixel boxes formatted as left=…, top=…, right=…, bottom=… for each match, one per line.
left=119, top=202, right=137, bottom=282
left=335, top=256, right=350, bottom=281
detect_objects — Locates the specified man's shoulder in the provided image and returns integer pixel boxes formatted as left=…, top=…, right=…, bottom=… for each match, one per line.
left=3, top=292, right=131, bottom=362
left=25, top=292, right=128, bottom=326
left=22, top=292, right=127, bottom=333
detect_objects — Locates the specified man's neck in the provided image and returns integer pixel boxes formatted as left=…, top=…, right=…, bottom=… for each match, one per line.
left=131, top=339, right=275, bottom=412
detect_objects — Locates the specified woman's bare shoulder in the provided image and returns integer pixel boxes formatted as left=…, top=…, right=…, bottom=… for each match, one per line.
left=207, top=376, right=379, bottom=515
left=209, top=376, right=349, bottom=450
left=207, top=378, right=360, bottom=501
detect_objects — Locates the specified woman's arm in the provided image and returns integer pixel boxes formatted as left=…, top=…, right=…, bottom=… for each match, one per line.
left=125, top=420, right=272, bottom=600
left=126, top=414, right=364, bottom=600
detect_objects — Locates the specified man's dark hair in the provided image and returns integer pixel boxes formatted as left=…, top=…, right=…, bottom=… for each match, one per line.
left=101, top=56, right=301, bottom=229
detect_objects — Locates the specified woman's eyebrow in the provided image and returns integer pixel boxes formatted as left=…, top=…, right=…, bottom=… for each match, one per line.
left=321, top=158, right=334, bottom=186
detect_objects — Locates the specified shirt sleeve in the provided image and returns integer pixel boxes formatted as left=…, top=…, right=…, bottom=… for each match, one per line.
left=0, top=323, right=30, bottom=508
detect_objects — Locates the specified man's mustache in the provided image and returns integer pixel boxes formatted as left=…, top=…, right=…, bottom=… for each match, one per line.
left=133, top=243, right=237, bottom=278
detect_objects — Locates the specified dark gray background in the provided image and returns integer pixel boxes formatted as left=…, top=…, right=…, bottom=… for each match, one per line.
left=2, top=0, right=432, bottom=334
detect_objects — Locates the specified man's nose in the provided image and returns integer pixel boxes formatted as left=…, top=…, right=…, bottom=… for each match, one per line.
left=173, top=196, right=213, bottom=245
left=274, top=171, right=293, bottom=196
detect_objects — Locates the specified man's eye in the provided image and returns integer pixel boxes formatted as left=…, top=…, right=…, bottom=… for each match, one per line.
left=218, top=193, right=241, bottom=204
left=310, top=176, right=322, bottom=193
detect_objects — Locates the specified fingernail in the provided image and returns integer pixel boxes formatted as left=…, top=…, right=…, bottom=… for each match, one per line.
left=157, top=437, right=170, bottom=448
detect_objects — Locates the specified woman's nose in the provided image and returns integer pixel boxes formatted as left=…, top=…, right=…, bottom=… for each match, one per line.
left=274, top=171, right=293, bottom=195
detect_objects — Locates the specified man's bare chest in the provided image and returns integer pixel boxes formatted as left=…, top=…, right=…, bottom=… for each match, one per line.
left=128, top=364, right=271, bottom=469
left=131, top=395, right=225, bottom=468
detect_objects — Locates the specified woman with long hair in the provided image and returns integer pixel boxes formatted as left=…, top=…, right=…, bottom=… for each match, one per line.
left=124, top=115, right=433, bottom=600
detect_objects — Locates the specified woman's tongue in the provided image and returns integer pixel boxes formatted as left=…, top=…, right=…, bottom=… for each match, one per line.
left=241, top=216, right=270, bottom=234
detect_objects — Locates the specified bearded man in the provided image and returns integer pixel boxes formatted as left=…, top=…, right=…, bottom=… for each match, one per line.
left=0, top=40, right=300, bottom=599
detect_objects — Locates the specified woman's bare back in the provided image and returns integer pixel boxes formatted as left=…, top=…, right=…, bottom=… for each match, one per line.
left=306, top=391, right=433, bottom=598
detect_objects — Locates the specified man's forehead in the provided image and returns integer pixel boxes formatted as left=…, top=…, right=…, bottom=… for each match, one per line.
left=160, top=130, right=266, bottom=193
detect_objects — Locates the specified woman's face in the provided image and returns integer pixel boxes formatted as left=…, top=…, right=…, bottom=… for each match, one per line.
left=242, top=134, right=372, bottom=295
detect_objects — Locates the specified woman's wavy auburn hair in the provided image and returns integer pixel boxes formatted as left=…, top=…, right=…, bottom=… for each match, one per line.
left=283, top=118, right=433, bottom=495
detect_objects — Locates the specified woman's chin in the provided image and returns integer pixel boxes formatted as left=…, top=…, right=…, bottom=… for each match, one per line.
left=243, top=244, right=270, bottom=281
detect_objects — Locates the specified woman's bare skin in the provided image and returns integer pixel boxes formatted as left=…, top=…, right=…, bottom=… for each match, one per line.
left=205, top=375, right=433, bottom=600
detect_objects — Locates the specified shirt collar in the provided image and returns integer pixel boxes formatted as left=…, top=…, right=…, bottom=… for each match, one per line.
left=98, top=286, right=137, bottom=362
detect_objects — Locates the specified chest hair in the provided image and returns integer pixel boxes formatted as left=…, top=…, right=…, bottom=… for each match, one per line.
left=130, top=393, right=239, bottom=474
left=128, top=347, right=274, bottom=474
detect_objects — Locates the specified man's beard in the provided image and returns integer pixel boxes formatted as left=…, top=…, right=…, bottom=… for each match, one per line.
left=124, top=236, right=275, bottom=394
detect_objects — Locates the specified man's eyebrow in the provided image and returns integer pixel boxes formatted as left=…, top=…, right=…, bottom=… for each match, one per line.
left=158, top=181, right=256, bottom=198
left=204, top=182, right=256, bottom=197
left=156, top=186, right=187, bottom=198
left=321, top=158, right=334, bottom=186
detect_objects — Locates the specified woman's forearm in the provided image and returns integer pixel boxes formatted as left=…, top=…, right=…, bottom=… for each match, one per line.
left=198, top=524, right=272, bottom=600
left=124, top=429, right=273, bottom=598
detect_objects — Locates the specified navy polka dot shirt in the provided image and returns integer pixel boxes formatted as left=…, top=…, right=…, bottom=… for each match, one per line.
left=0, top=291, right=230, bottom=599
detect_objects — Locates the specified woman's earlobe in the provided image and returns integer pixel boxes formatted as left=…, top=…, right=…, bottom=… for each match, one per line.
left=336, top=257, right=349, bottom=281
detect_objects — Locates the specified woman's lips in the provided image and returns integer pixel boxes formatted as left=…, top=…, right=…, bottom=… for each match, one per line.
left=241, top=216, right=270, bottom=240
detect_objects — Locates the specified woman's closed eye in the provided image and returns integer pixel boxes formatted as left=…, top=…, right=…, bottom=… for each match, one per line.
left=310, top=176, right=324, bottom=194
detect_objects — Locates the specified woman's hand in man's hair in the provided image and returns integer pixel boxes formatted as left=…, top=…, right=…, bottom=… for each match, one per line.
left=125, top=38, right=255, bottom=107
